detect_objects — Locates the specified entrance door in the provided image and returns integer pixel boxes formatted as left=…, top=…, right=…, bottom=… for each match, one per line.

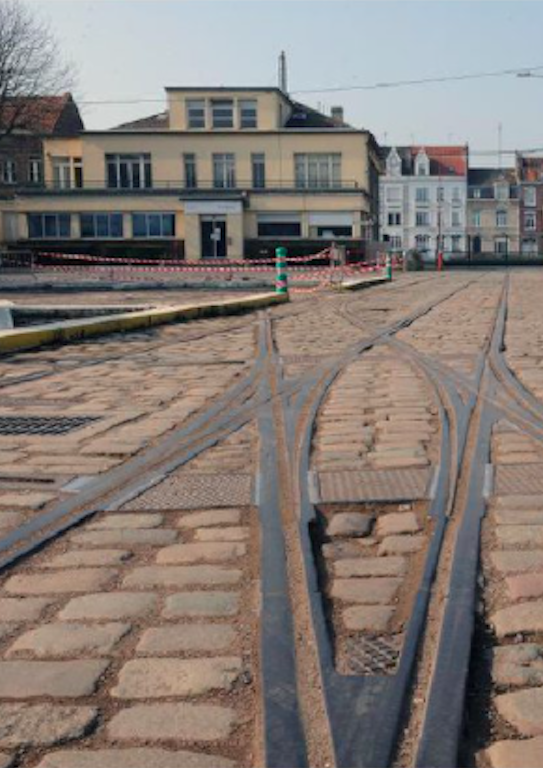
left=201, top=216, right=227, bottom=259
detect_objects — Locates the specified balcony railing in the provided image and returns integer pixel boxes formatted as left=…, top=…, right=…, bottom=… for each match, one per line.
left=13, top=178, right=364, bottom=193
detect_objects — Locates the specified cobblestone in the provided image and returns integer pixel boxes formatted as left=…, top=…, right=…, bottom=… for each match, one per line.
left=334, top=557, right=407, bottom=578
left=59, top=592, right=157, bottom=621
left=6, top=623, right=131, bottom=658
left=495, top=688, right=543, bottom=736
left=342, top=605, right=394, bottom=631
left=163, top=592, right=240, bottom=618
left=176, top=509, right=242, bottom=528
left=491, top=602, right=543, bottom=637
left=35, top=749, right=236, bottom=768
left=0, top=660, right=109, bottom=697
left=123, top=565, right=242, bottom=588
left=485, top=737, right=543, bottom=768
left=112, top=657, right=242, bottom=698
left=107, top=703, right=237, bottom=741
left=136, top=625, right=235, bottom=654
left=4, top=569, right=116, bottom=595
left=331, top=578, right=400, bottom=604
left=0, top=704, right=98, bottom=748
left=70, top=529, right=177, bottom=547
left=155, top=542, right=246, bottom=564
left=0, top=597, right=53, bottom=621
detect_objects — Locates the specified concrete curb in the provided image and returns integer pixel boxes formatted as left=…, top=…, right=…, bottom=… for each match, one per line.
left=0, top=291, right=288, bottom=354
left=334, top=275, right=389, bottom=291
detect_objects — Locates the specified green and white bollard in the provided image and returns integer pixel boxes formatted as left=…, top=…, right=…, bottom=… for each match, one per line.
left=275, top=246, right=289, bottom=295
left=385, top=253, right=392, bottom=281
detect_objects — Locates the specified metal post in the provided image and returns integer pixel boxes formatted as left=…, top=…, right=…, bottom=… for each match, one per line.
left=275, top=246, right=288, bottom=295
left=385, top=252, right=392, bottom=281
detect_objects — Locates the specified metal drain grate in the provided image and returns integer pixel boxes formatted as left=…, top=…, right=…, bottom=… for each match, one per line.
left=126, top=472, right=254, bottom=510
left=0, top=416, right=98, bottom=436
left=315, top=468, right=432, bottom=503
left=342, top=634, right=402, bottom=676
left=495, top=463, right=543, bottom=496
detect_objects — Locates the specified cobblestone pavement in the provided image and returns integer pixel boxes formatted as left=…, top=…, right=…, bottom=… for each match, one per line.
left=4, top=272, right=543, bottom=768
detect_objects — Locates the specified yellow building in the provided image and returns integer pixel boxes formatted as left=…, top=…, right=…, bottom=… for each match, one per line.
left=1, top=87, right=381, bottom=261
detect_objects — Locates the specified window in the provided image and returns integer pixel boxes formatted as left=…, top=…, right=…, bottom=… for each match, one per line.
left=257, top=214, right=301, bottom=237
left=387, top=212, right=401, bottom=226
left=451, top=235, right=462, bottom=252
left=495, top=183, right=509, bottom=200
left=452, top=211, right=462, bottom=227
left=28, top=158, right=42, bottom=184
left=132, top=213, right=175, bottom=238
left=294, top=153, right=341, bottom=189
left=495, top=237, right=509, bottom=255
left=28, top=213, right=71, bottom=239
left=386, top=149, right=402, bottom=177
left=415, top=187, right=429, bottom=203
left=251, top=153, right=265, bottom=189
left=2, top=159, right=17, bottom=184
left=183, top=154, right=197, bottom=189
left=390, top=235, right=402, bottom=249
left=496, top=210, right=508, bottom=228
left=522, top=238, right=538, bottom=255
left=51, top=157, right=82, bottom=190
left=437, top=186, right=444, bottom=202
left=385, top=186, right=401, bottom=202
left=525, top=211, right=537, bottom=230
left=106, top=154, right=152, bottom=189
left=213, top=153, right=236, bottom=188
left=239, top=100, right=258, bottom=128
left=80, top=213, right=123, bottom=239
left=212, top=100, right=234, bottom=128
left=416, top=211, right=430, bottom=226
left=472, top=187, right=482, bottom=199
left=415, top=234, right=431, bottom=251
left=415, top=151, right=429, bottom=176
left=308, top=213, right=353, bottom=238
left=524, top=186, right=537, bottom=207
left=472, top=210, right=481, bottom=228
left=187, top=100, right=205, bottom=129
left=452, top=187, right=462, bottom=202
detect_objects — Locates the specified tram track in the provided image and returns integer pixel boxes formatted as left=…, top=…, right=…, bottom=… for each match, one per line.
left=3, top=272, right=541, bottom=768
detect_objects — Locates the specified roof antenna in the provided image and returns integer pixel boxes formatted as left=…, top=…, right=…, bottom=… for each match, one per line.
left=278, top=51, right=288, bottom=94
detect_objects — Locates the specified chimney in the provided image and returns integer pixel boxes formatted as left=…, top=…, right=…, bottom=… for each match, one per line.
left=331, top=106, right=344, bottom=126
left=278, top=51, right=288, bottom=94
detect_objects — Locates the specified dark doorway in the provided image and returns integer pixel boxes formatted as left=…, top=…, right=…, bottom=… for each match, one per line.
left=201, top=217, right=227, bottom=259
left=473, top=235, right=481, bottom=254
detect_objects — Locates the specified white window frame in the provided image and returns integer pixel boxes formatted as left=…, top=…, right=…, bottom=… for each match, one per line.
left=2, top=159, right=17, bottom=184
left=28, top=158, right=42, bottom=184
left=415, top=187, right=429, bottom=203
left=452, top=210, right=462, bottom=227
left=525, top=210, right=537, bottom=230
left=387, top=212, right=401, bottom=226
left=239, top=100, right=258, bottom=129
left=211, top=100, right=234, bottom=129
left=495, top=183, right=509, bottom=201
left=415, top=211, right=430, bottom=227
left=294, top=153, right=341, bottom=189
left=472, top=210, right=481, bottom=228
left=524, top=186, right=537, bottom=207
left=212, top=153, right=236, bottom=188
left=106, top=154, right=152, bottom=190
left=494, top=237, right=509, bottom=255
left=496, top=210, right=508, bottom=228
left=385, top=185, right=401, bottom=202
left=186, top=99, right=206, bottom=129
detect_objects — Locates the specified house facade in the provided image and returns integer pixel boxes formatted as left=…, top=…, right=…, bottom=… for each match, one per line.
left=1, top=87, right=381, bottom=260
left=516, top=154, right=543, bottom=256
left=379, top=145, right=468, bottom=257
left=466, top=168, right=520, bottom=256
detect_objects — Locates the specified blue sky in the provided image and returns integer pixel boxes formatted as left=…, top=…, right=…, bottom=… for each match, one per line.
left=29, top=1, right=543, bottom=165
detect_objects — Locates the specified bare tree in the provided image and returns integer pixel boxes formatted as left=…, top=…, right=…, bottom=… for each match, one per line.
left=0, top=0, right=73, bottom=140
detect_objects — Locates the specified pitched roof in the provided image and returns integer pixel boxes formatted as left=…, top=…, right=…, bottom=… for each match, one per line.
left=285, top=101, right=343, bottom=129
left=0, top=93, right=83, bottom=135
left=112, top=111, right=170, bottom=131
left=381, top=145, right=468, bottom=176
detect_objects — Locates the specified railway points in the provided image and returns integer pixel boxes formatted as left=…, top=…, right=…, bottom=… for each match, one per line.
left=0, top=270, right=542, bottom=768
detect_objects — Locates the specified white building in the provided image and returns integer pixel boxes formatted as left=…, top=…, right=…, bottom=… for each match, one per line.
left=379, top=145, right=469, bottom=257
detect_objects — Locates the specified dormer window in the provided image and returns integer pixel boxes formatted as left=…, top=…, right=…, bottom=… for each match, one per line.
left=386, top=148, right=402, bottom=177
left=415, top=150, right=430, bottom=176
left=187, top=100, right=206, bottom=129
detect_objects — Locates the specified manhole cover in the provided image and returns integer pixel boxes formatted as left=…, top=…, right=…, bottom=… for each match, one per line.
left=494, top=463, right=543, bottom=496
left=342, top=634, right=402, bottom=676
left=126, top=472, right=254, bottom=510
left=315, top=468, right=432, bottom=503
left=0, top=415, right=98, bottom=436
